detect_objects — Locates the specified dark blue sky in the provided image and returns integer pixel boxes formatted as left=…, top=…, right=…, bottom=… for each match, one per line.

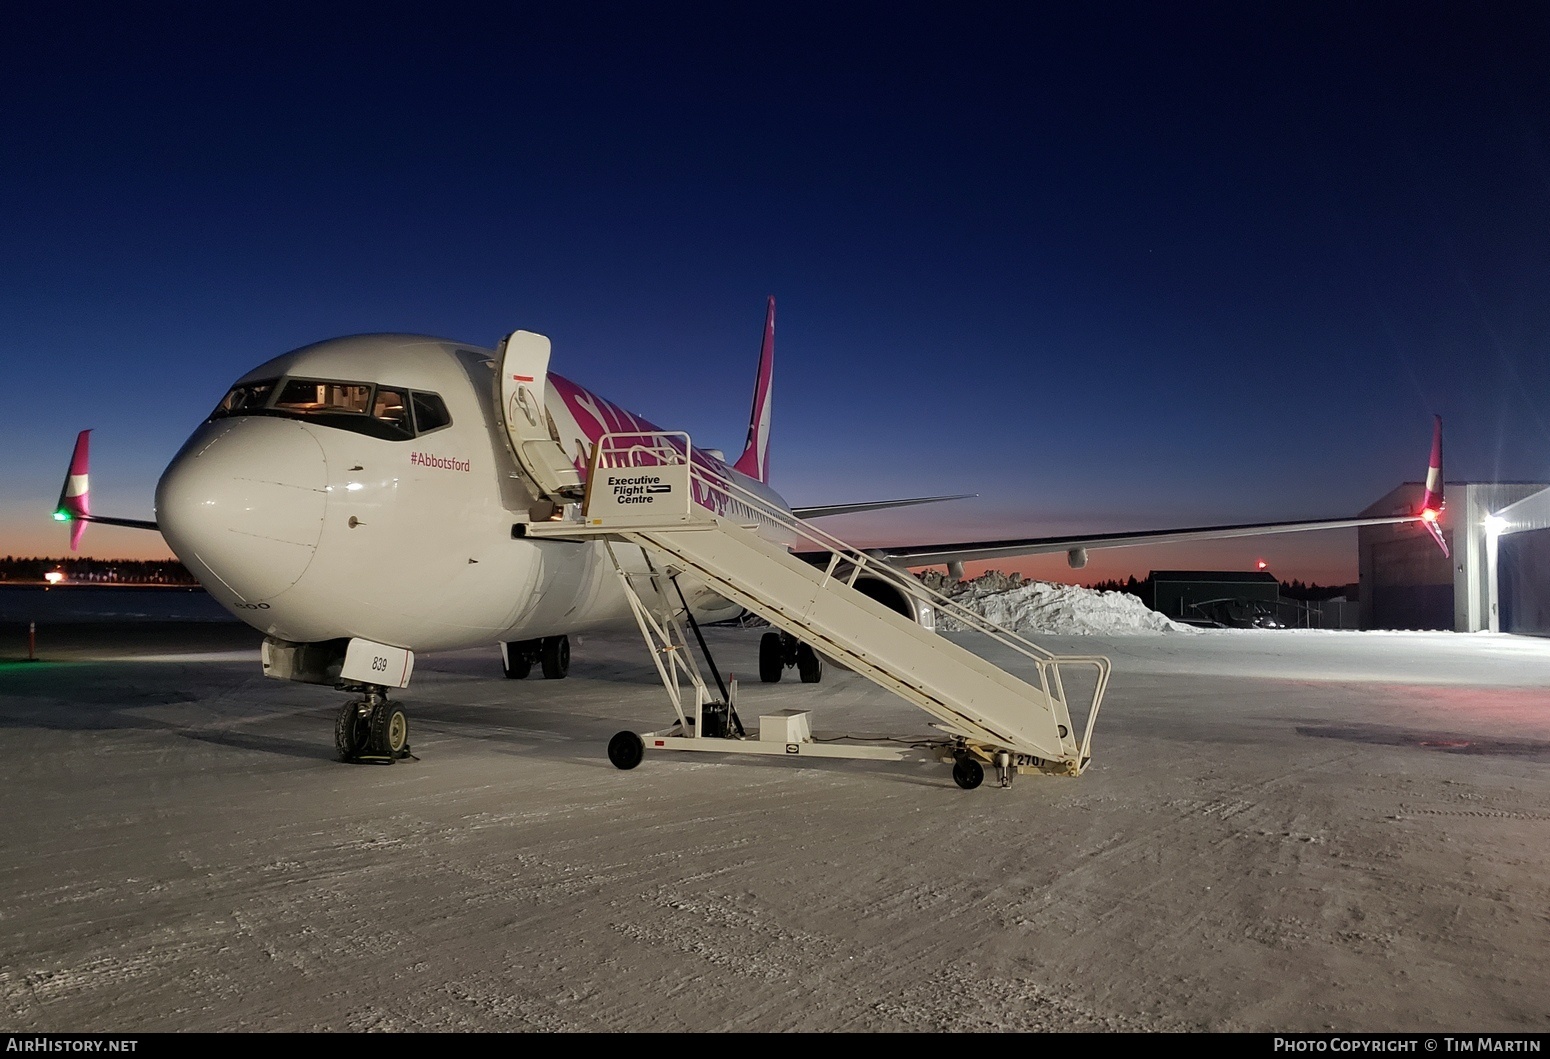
left=6, top=3, right=1549, bottom=583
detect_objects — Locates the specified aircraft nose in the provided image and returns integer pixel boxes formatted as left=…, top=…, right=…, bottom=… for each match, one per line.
left=156, top=418, right=329, bottom=601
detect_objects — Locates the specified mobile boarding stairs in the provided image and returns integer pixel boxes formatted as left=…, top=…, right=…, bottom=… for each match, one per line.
left=523, top=431, right=1110, bottom=789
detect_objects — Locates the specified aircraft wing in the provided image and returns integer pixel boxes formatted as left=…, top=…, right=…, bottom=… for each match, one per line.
left=799, top=416, right=1449, bottom=570
left=791, top=494, right=974, bottom=519
left=69, top=514, right=160, bottom=530
left=821, top=513, right=1423, bottom=570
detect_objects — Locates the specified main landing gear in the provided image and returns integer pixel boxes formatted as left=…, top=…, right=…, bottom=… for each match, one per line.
left=758, top=630, right=824, bottom=684
left=335, top=686, right=413, bottom=764
left=501, top=635, right=570, bottom=680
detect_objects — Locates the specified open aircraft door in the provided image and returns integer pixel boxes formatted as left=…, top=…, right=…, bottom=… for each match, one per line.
left=497, top=330, right=585, bottom=501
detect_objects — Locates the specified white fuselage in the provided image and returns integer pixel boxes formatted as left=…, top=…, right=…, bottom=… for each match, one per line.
left=155, top=334, right=788, bottom=652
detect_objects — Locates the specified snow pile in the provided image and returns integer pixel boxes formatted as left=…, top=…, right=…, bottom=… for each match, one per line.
left=924, top=571, right=1194, bottom=636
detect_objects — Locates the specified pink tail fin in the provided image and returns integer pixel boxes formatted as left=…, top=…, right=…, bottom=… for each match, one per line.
left=56, top=430, right=92, bottom=551
left=1419, top=415, right=1448, bottom=558
left=732, top=296, right=775, bottom=483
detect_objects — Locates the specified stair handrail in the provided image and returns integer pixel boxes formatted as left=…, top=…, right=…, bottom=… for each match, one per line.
left=589, top=432, right=1095, bottom=659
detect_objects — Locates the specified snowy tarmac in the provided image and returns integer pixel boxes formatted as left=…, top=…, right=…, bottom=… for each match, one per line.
left=1, top=623, right=1548, bottom=1032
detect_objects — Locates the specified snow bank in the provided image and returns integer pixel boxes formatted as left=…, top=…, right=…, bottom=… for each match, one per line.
left=923, top=571, right=1194, bottom=636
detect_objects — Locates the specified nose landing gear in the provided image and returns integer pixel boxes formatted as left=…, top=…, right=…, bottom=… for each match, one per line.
left=335, top=686, right=412, bottom=764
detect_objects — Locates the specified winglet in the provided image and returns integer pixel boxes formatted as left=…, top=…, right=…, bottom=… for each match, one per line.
left=55, top=429, right=92, bottom=551
left=1419, top=415, right=1448, bottom=558
left=732, top=296, right=775, bottom=484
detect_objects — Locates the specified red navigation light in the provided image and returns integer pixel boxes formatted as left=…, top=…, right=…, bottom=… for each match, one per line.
left=1256, top=560, right=1268, bottom=570
left=1421, top=508, right=1439, bottom=523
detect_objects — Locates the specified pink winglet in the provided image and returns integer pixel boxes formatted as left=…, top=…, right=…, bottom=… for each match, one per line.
left=61, top=430, right=92, bottom=518
left=733, top=296, right=776, bottom=483
left=56, top=429, right=92, bottom=551
left=1421, top=415, right=1444, bottom=514
left=1419, top=416, right=1448, bottom=558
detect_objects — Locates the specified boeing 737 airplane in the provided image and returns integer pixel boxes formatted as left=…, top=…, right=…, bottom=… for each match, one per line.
left=54, top=298, right=1448, bottom=770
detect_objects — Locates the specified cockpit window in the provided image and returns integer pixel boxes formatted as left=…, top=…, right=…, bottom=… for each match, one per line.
left=211, top=379, right=278, bottom=418
left=208, top=376, right=450, bottom=442
left=274, top=379, right=373, bottom=415
left=411, top=391, right=451, bottom=433
left=372, top=388, right=410, bottom=435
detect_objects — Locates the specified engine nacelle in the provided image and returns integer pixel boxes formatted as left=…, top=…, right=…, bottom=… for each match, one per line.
left=1067, top=547, right=1088, bottom=569
left=854, top=574, right=936, bottom=631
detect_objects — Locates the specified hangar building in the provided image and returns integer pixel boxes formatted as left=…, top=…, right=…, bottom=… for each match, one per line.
left=1358, top=482, right=1549, bottom=633
left=1487, top=486, right=1550, bottom=636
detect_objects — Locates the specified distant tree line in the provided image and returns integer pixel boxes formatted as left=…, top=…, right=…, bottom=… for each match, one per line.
left=1087, top=575, right=1148, bottom=598
left=0, top=556, right=198, bottom=585
left=1277, top=579, right=1349, bottom=602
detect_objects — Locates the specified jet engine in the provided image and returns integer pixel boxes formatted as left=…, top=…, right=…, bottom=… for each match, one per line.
left=852, top=573, right=936, bottom=631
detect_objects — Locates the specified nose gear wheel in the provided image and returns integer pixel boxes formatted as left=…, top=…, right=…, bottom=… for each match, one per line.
left=335, top=689, right=413, bottom=764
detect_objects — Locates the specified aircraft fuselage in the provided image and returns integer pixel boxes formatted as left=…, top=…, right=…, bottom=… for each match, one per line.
left=155, top=333, right=783, bottom=652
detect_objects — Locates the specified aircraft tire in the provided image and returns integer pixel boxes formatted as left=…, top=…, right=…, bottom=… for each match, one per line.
left=540, top=635, right=570, bottom=679
left=759, top=632, right=783, bottom=683
left=608, top=730, right=645, bottom=770
left=952, top=759, right=984, bottom=790
left=369, top=703, right=411, bottom=759
left=502, top=643, right=532, bottom=680
left=796, top=642, right=824, bottom=684
left=334, top=701, right=370, bottom=761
